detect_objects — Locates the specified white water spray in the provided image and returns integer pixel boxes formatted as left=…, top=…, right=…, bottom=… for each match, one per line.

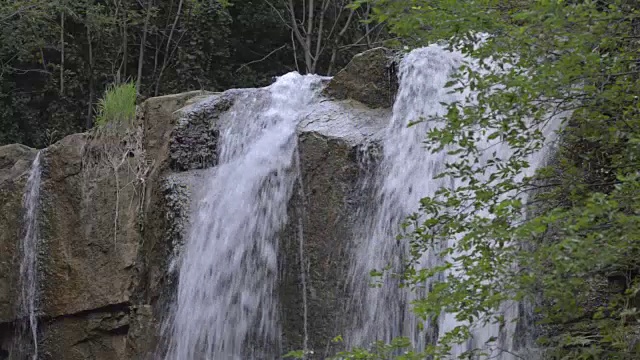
left=348, top=46, right=466, bottom=349
left=19, top=151, right=42, bottom=359
left=164, top=73, right=326, bottom=359
left=348, top=45, right=561, bottom=357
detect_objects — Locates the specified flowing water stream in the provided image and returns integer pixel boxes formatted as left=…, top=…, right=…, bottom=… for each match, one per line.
left=164, top=73, right=326, bottom=359
left=348, top=45, right=562, bottom=358
left=17, top=151, right=42, bottom=360
left=348, top=46, right=466, bottom=350
left=165, top=46, right=561, bottom=359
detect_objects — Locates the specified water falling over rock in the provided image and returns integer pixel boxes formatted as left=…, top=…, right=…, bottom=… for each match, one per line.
left=347, top=46, right=466, bottom=349
left=0, top=45, right=573, bottom=359
left=347, top=45, right=562, bottom=358
left=164, top=73, right=327, bottom=359
left=17, top=151, right=42, bottom=360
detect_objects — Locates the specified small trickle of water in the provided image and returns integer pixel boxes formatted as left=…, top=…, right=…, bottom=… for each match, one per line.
left=294, top=151, right=310, bottom=355
left=348, top=45, right=561, bottom=357
left=164, top=73, right=326, bottom=359
left=18, top=151, right=42, bottom=360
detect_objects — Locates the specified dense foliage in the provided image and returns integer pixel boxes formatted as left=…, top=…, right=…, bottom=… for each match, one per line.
left=0, top=0, right=382, bottom=148
left=339, top=0, right=640, bottom=358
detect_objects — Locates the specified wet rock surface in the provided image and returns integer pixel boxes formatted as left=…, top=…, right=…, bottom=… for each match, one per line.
left=0, top=50, right=394, bottom=359
left=0, top=144, right=38, bottom=322
left=169, top=93, right=233, bottom=171
left=277, top=98, right=387, bottom=358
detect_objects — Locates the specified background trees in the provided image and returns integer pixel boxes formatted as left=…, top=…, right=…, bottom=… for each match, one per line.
left=267, top=0, right=386, bottom=74
left=0, top=0, right=383, bottom=148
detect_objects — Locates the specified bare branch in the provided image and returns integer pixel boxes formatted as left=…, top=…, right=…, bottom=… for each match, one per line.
left=154, top=0, right=184, bottom=96
left=325, top=0, right=346, bottom=41
left=327, top=6, right=355, bottom=75
left=313, top=0, right=332, bottom=70
left=338, top=6, right=356, bottom=39
left=264, top=0, right=293, bottom=30
left=236, top=44, right=288, bottom=72
left=306, top=0, right=315, bottom=71
left=287, top=0, right=307, bottom=52
left=338, top=22, right=386, bottom=50
left=3, top=67, right=52, bottom=75
left=136, top=0, right=153, bottom=92
left=60, top=9, right=65, bottom=95
left=291, top=30, right=300, bottom=73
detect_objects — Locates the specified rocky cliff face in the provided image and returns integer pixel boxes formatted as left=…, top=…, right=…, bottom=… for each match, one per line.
left=0, top=90, right=208, bottom=359
left=0, top=144, right=38, bottom=324
left=0, top=50, right=397, bottom=359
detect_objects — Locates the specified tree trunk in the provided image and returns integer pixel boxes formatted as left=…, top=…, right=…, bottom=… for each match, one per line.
left=364, top=3, right=372, bottom=48
left=86, top=27, right=95, bottom=129
left=291, top=30, right=300, bottom=72
left=287, top=0, right=311, bottom=73
left=154, top=0, right=184, bottom=96
left=60, top=10, right=64, bottom=95
left=312, top=0, right=331, bottom=74
left=305, top=0, right=314, bottom=73
left=137, top=0, right=152, bottom=93
left=327, top=7, right=354, bottom=76
left=122, top=10, right=128, bottom=79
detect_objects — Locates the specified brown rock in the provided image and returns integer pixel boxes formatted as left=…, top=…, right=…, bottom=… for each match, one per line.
left=279, top=98, right=387, bottom=357
left=125, top=305, right=157, bottom=359
left=0, top=91, right=209, bottom=359
left=136, top=92, right=220, bottom=314
left=38, top=91, right=209, bottom=319
left=40, top=305, right=129, bottom=360
left=0, top=144, right=37, bottom=322
left=323, top=47, right=398, bottom=108
left=40, top=132, right=140, bottom=317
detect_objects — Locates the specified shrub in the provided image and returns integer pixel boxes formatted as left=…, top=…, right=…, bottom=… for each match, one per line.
left=95, top=82, right=137, bottom=127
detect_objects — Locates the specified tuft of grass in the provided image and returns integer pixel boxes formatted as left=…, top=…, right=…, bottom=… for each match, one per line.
left=95, top=82, right=137, bottom=127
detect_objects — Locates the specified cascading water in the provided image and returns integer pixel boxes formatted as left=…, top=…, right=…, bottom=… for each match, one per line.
left=348, top=45, right=561, bottom=357
left=17, top=151, right=43, bottom=359
left=347, top=47, right=465, bottom=348
left=164, top=73, right=326, bottom=359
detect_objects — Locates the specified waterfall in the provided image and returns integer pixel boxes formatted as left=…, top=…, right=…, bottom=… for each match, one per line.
left=162, top=44, right=562, bottom=359
left=18, top=151, right=42, bottom=360
left=348, top=45, right=561, bottom=357
left=164, top=73, right=326, bottom=359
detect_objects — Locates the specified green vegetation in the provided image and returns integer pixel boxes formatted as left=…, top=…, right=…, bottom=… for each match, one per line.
left=95, top=82, right=136, bottom=126
left=337, top=0, right=640, bottom=358
left=4, top=0, right=640, bottom=358
left=0, top=0, right=381, bottom=148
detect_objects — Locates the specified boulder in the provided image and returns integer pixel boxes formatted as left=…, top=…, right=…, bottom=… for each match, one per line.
left=40, top=304, right=129, bottom=360
left=168, top=93, right=232, bottom=171
left=0, top=144, right=38, bottom=183
left=39, top=131, right=143, bottom=317
left=279, top=99, right=387, bottom=357
left=124, top=305, right=157, bottom=359
left=323, top=47, right=398, bottom=108
left=137, top=92, right=232, bottom=320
